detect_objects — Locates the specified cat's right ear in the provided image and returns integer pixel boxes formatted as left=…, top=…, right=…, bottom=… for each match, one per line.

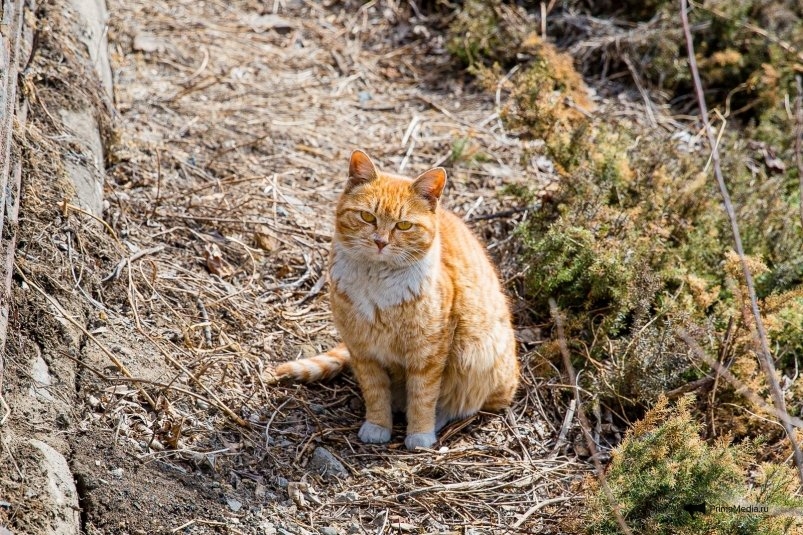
left=346, top=150, right=379, bottom=192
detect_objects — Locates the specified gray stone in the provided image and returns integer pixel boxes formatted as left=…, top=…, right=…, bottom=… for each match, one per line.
left=278, top=527, right=311, bottom=535
left=28, top=439, right=80, bottom=535
left=29, top=355, right=54, bottom=401
left=307, top=447, right=347, bottom=478
left=66, top=0, right=113, bottom=95
left=226, top=496, right=242, bottom=512
left=334, top=491, right=359, bottom=503
left=320, top=528, right=338, bottom=535
left=60, top=109, right=105, bottom=217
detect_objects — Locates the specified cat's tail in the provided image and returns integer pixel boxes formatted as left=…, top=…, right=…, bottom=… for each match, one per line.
left=272, top=343, right=351, bottom=382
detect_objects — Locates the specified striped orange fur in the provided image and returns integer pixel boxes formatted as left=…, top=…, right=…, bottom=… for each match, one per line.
left=274, top=150, right=520, bottom=449
left=274, top=343, right=350, bottom=382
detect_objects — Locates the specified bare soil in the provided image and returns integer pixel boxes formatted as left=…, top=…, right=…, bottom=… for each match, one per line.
left=2, top=0, right=585, bottom=533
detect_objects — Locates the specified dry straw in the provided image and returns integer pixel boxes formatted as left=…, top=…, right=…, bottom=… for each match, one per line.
left=9, top=0, right=581, bottom=530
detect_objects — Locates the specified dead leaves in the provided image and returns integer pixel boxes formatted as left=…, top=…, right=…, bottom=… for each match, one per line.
left=253, top=227, right=279, bottom=253
left=286, top=482, right=321, bottom=508
left=203, top=243, right=234, bottom=278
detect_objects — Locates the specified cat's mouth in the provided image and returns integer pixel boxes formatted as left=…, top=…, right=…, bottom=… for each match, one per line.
left=365, top=243, right=398, bottom=263
left=372, top=247, right=391, bottom=259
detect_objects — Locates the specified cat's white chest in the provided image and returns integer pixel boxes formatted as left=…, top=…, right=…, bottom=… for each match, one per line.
left=330, top=245, right=438, bottom=321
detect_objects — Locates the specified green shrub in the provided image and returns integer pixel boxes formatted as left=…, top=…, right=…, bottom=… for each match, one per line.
left=446, top=0, right=525, bottom=68
left=584, top=396, right=803, bottom=535
left=447, top=0, right=803, bottom=453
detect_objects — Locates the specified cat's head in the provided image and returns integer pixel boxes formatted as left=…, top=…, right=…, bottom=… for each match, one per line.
left=334, top=150, right=446, bottom=266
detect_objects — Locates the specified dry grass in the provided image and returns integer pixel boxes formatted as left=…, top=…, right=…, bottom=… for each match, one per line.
left=17, top=0, right=591, bottom=531
left=22, top=0, right=796, bottom=532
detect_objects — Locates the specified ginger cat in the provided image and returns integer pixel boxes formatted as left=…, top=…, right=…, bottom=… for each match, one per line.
left=275, top=150, right=519, bottom=449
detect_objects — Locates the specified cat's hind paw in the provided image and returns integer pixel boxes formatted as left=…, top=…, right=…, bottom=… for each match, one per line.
left=358, top=421, right=391, bottom=444
left=405, top=431, right=437, bottom=450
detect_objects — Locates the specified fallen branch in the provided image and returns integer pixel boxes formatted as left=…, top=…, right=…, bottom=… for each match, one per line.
left=102, top=245, right=165, bottom=282
left=549, top=298, right=633, bottom=535
left=194, top=294, right=213, bottom=347
left=512, top=496, right=574, bottom=529
left=677, top=329, right=803, bottom=429
left=394, top=470, right=519, bottom=500
left=0, top=392, right=9, bottom=426
left=0, top=0, right=29, bottom=396
left=61, top=200, right=123, bottom=246
left=665, top=376, right=715, bottom=400
left=795, top=75, right=803, bottom=233
left=681, top=0, right=803, bottom=486
left=466, top=202, right=541, bottom=222
left=552, top=398, right=576, bottom=452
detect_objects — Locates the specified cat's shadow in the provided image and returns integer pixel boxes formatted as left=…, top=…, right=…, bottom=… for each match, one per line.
left=267, top=375, right=483, bottom=452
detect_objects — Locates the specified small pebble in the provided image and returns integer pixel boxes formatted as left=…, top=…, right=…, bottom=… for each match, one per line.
left=226, top=497, right=242, bottom=512
left=334, top=491, right=359, bottom=503
left=307, top=447, right=348, bottom=478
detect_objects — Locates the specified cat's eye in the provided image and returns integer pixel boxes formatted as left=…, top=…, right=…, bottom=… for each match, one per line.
left=396, top=221, right=413, bottom=230
left=359, top=211, right=376, bottom=224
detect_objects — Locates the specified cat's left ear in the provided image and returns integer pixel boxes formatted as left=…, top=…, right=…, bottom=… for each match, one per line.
left=412, top=168, right=447, bottom=210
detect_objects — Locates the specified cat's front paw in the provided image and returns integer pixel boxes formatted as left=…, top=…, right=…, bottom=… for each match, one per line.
left=358, top=421, right=391, bottom=444
left=405, top=431, right=437, bottom=450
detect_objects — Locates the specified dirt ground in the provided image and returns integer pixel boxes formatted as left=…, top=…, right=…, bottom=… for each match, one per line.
left=1, top=0, right=586, bottom=533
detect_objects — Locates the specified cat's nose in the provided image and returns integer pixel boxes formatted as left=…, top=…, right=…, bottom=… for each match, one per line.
left=374, top=237, right=389, bottom=251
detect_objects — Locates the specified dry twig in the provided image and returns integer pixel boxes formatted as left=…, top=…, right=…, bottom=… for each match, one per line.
left=795, top=75, right=803, bottom=233
left=681, top=0, right=803, bottom=486
left=677, top=330, right=803, bottom=430
left=549, top=298, right=632, bottom=535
